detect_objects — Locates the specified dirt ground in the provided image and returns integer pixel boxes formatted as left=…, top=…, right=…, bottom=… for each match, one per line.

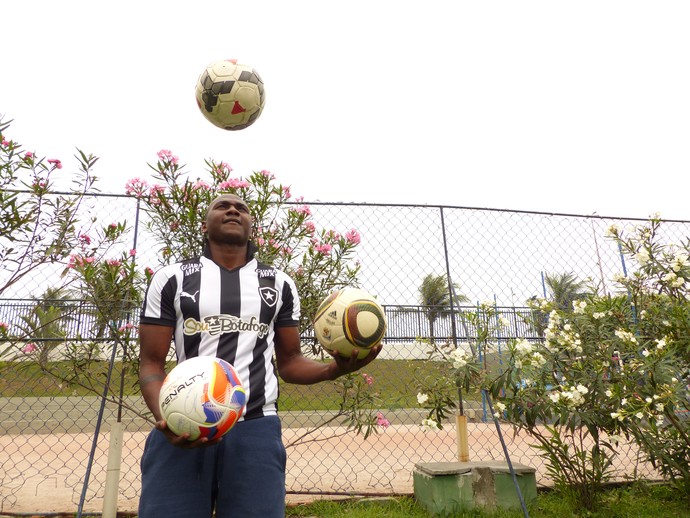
left=0, top=421, right=659, bottom=515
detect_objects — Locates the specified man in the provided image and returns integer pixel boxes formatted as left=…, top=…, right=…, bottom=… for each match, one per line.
left=137, top=193, right=379, bottom=517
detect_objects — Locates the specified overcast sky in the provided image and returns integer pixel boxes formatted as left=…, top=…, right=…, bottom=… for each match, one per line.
left=3, top=1, right=689, bottom=220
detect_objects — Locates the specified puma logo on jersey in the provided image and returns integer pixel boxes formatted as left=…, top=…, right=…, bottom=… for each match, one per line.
left=180, top=290, right=199, bottom=303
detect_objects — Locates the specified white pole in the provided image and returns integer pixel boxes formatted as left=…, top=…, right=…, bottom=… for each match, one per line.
left=102, top=421, right=124, bottom=518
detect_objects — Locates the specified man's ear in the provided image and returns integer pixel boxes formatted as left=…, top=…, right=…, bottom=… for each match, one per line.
left=201, top=221, right=207, bottom=234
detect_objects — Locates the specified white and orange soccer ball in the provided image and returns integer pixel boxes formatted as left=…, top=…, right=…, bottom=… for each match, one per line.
left=159, top=356, right=247, bottom=441
left=194, top=58, right=266, bottom=130
left=313, top=287, right=387, bottom=360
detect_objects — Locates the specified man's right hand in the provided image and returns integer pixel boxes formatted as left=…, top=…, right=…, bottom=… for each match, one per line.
left=155, top=420, right=223, bottom=449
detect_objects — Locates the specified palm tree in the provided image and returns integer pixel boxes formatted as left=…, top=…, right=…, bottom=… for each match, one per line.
left=418, top=273, right=468, bottom=343
left=544, top=272, right=588, bottom=311
left=16, top=287, right=71, bottom=368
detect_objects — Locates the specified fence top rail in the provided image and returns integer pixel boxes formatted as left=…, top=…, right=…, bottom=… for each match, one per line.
left=7, top=189, right=690, bottom=223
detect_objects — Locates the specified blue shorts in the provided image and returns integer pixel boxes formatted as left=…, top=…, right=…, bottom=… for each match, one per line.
left=138, top=415, right=286, bottom=518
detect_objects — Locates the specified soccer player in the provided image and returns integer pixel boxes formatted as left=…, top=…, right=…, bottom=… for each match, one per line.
left=137, top=193, right=380, bottom=517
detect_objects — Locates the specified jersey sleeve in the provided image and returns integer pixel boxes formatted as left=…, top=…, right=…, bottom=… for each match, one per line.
left=139, top=267, right=178, bottom=327
left=275, top=274, right=300, bottom=328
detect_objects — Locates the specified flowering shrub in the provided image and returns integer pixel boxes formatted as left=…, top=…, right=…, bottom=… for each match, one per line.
left=0, top=119, right=145, bottom=378
left=126, top=151, right=383, bottom=436
left=0, top=118, right=98, bottom=297
left=415, top=216, right=690, bottom=509
left=127, top=150, right=363, bottom=338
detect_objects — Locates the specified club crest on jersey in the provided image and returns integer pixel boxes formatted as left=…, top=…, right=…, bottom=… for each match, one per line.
left=259, top=286, right=279, bottom=307
left=180, top=262, right=203, bottom=276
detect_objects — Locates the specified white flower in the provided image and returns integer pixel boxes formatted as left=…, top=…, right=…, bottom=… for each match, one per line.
left=605, top=224, right=620, bottom=238
left=576, top=384, right=588, bottom=395
left=645, top=397, right=652, bottom=403
left=635, top=249, right=650, bottom=265
left=642, top=349, right=650, bottom=357
left=593, top=312, right=606, bottom=319
left=495, top=401, right=506, bottom=412
left=498, top=317, right=510, bottom=327
left=417, top=392, right=429, bottom=405
left=549, top=393, right=560, bottom=403
left=531, top=352, right=546, bottom=367
left=573, top=300, right=587, bottom=314
left=514, top=339, right=533, bottom=356
left=663, top=272, right=677, bottom=283
left=672, top=377, right=678, bottom=383
left=421, top=418, right=440, bottom=431
left=636, top=412, right=644, bottom=419
left=612, top=273, right=627, bottom=284
left=655, top=338, right=666, bottom=350
left=610, top=412, right=620, bottom=419
left=605, top=390, right=613, bottom=398
left=450, top=348, right=469, bottom=369
left=655, top=403, right=664, bottom=412
left=621, top=398, right=628, bottom=406
left=615, top=329, right=637, bottom=344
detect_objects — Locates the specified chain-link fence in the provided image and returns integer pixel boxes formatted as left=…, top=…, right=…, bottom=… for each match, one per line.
left=2, top=193, right=688, bottom=513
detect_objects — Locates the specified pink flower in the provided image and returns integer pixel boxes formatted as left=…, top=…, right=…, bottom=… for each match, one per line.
left=313, top=243, right=332, bottom=255
left=377, top=412, right=390, bottom=428
left=362, top=373, right=374, bottom=385
left=145, top=267, right=155, bottom=276
left=259, top=169, right=275, bottom=179
left=79, top=234, right=92, bottom=245
left=295, top=205, right=312, bottom=216
left=118, top=323, right=135, bottom=333
left=1, top=139, right=9, bottom=147
left=22, top=343, right=37, bottom=354
left=125, top=177, right=150, bottom=198
left=303, top=221, right=316, bottom=235
left=109, top=223, right=117, bottom=229
left=129, top=249, right=137, bottom=257
left=47, top=158, right=62, bottom=169
left=0, top=322, right=8, bottom=332
left=157, top=149, right=179, bottom=164
left=106, top=259, right=122, bottom=267
left=24, top=151, right=33, bottom=159
left=193, top=180, right=211, bottom=190
left=282, top=186, right=292, bottom=199
left=218, top=178, right=250, bottom=190
left=345, top=229, right=361, bottom=245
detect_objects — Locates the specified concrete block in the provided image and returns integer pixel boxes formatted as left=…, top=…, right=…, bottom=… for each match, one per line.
left=413, top=461, right=537, bottom=516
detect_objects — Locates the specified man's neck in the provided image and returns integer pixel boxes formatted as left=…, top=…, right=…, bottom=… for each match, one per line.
left=205, top=242, right=249, bottom=270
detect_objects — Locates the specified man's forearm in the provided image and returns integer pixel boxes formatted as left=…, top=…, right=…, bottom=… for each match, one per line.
left=139, top=369, right=167, bottom=421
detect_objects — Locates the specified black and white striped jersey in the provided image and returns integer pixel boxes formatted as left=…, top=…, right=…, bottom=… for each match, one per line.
left=140, top=252, right=300, bottom=420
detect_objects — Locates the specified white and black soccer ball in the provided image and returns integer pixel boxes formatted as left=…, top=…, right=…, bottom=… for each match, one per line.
left=194, top=59, right=266, bottom=130
left=313, top=288, right=387, bottom=360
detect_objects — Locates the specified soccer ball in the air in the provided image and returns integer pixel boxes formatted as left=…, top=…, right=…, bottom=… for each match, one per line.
left=194, top=59, right=266, bottom=130
left=159, top=356, right=247, bottom=441
left=313, top=288, right=387, bottom=360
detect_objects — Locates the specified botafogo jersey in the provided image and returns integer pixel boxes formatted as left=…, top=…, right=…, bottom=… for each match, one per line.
left=140, top=252, right=300, bottom=420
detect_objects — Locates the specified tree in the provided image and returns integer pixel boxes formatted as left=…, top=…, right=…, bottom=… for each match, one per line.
left=418, top=273, right=468, bottom=343
left=544, top=271, right=588, bottom=311
left=15, top=287, right=70, bottom=368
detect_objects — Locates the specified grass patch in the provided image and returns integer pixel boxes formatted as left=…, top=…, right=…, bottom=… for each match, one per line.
left=286, top=483, right=690, bottom=517
left=0, top=359, right=470, bottom=413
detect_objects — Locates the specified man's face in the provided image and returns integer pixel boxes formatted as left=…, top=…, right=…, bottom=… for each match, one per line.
left=202, top=194, right=252, bottom=245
